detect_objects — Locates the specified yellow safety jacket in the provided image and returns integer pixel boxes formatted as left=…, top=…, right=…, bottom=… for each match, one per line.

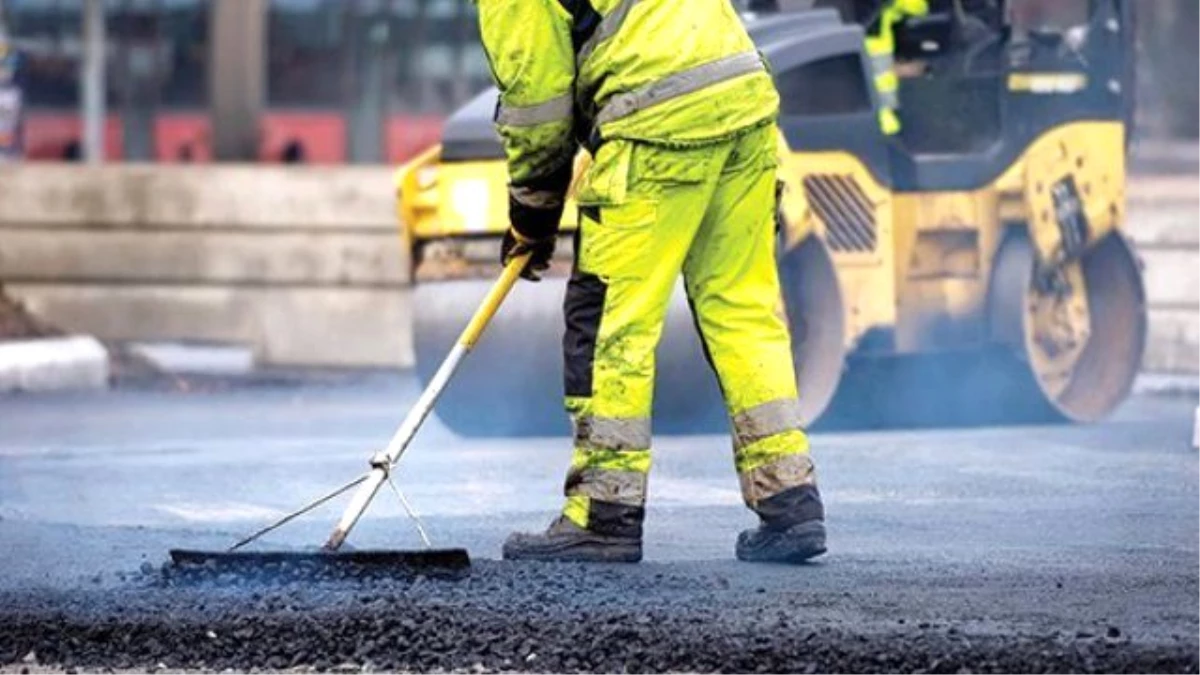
left=478, top=0, right=780, bottom=228
left=864, top=0, right=927, bottom=134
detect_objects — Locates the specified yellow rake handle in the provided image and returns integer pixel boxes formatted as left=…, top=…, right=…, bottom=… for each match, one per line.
left=460, top=251, right=531, bottom=349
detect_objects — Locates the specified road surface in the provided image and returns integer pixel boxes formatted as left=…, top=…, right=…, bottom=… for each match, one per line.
left=0, top=373, right=1196, bottom=672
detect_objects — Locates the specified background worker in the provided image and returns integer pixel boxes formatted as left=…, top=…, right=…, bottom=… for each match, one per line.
left=478, top=0, right=827, bottom=564
left=862, top=0, right=929, bottom=135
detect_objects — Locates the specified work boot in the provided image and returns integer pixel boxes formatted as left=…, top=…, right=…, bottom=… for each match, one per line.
left=736, top=520, right=826, bottom=563
left=736, top=484, right=827, bottom=563
left=502, top=516, right=642, bottom=563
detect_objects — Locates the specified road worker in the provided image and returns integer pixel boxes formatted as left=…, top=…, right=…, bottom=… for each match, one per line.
left=480, top=0, right=826, bottom=564
left=864, top=0, right=928, bottom=134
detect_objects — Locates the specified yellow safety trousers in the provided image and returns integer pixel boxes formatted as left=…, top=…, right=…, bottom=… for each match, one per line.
left=560, top=124, right=816, bottom=538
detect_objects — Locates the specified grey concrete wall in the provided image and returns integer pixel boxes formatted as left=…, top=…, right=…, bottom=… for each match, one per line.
left=0, top=166, right=1195, bottom=373
left=1126, top=176, right=1199, bottom=374
left=0, top=165, right=412, bottom=367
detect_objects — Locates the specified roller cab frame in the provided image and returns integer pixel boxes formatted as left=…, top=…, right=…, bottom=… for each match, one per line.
left=396, top=0, right=1145, bottom=435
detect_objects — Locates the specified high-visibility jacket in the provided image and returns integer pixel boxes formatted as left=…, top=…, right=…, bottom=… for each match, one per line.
left=478, top=0, right=780, bottom=226
left=864, top=0, right=927, bottom=135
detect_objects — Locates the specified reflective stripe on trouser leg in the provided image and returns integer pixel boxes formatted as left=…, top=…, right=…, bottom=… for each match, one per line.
left=733, top=398, right=822, bottom=526
left=562, top=427, right=651, bottom=538
left=563, top=409, right=652, bottom=537
left=681, top=126, right=823, bottom=525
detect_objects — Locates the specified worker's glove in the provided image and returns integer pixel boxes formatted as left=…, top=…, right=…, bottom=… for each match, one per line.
left=501, top=227, right=557, bottom=282
left=502, top=176, right=569, bottom=281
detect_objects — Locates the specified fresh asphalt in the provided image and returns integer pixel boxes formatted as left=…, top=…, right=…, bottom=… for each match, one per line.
left=0, top=372, right=1196, bottom=672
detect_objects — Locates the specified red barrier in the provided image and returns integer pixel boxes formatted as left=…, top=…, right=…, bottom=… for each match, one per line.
left=23, top=111, right=443, bottom=164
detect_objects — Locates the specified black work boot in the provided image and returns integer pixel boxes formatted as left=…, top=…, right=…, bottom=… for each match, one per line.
left=503, top=516, right=642, bottom=563
left=736, top=484, right=827, bottom=563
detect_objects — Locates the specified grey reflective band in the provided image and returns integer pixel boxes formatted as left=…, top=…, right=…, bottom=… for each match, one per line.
left=574, top=416, right=652, bottom=451
left=510, top=185, right=565, bottom=209
left=577, top=0, right=642, bottom=66
left=496, top=92, right=574, bottom=127
left=567, top=468, right=648, bottom=506
left=732, top=397, right=804, bottom=449
left=870, top=52, right=894, bottom=76
left=869, top=53, right=898, bottom=107
left=594, top=51, right=766, bottom=127
left=739, top=453, right=816, bottom=504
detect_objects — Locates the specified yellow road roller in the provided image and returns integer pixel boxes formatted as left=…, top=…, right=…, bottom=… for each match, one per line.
left=396, top=0, right=1145, bottom=435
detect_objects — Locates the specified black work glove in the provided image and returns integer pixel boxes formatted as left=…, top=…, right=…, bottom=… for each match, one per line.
left=501, top=227, right=557, bottom=282
left=502, top=172, right=570, bottom=281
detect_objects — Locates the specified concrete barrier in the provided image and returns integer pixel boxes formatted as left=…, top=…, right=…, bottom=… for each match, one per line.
left=0, top=165, right=1195, bottom=373
left=1126, top=176, right=1199, bottom=375
left=0, top=164, right=411, bottom=367
left=0, top=336, right=110, bottom=393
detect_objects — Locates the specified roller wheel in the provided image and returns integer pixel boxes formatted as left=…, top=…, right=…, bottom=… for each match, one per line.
left=818, top=231, right=1146, bottom=429
left=988, top=231, right=1147, bottom=422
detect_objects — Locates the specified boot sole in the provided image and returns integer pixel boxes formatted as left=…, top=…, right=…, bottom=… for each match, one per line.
left=736, top=520, right=827, bottom=564
left=502, top=538, right=642, bottom=563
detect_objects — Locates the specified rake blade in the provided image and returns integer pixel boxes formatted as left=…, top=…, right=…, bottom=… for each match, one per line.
left=168, top=548, right=471, bottom=580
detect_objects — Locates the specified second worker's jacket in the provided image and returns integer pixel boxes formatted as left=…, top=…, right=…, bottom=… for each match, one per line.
left=864, top=0, right=928, bottom=134
left=478, top=0, right=781, bottom=225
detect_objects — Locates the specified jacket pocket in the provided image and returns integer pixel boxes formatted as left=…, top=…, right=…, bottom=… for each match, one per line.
left=723, top=125, right=779, bottom=175
left=634, top=143, right=710, bottom=185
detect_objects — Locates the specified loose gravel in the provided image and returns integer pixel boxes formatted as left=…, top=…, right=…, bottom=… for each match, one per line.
left=1, top=560, right=1196, bottom=673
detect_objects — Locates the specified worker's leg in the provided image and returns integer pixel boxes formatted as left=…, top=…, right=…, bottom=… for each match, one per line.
left=681, top=125, right=825, bottom=562
left=504, top=139, right=725, bottom=562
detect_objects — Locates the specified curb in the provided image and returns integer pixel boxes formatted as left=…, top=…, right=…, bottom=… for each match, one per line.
left=127, top=341, right=255, bottom=376
left=1133, top=372, right=1200, bottom=399
left=0, top=336, right=111, bottom=393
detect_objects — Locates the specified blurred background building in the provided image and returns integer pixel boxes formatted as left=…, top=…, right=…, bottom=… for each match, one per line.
left=0, top=0, right=493, bottom=163
left=0, top=0, right=1194, bottom=164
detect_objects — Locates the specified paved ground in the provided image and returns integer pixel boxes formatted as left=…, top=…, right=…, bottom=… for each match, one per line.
left=0, top=373, right=1196, bottom=672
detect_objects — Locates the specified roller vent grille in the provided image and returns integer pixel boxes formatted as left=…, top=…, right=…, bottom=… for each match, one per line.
left=802, top=174, right=877, bottom=253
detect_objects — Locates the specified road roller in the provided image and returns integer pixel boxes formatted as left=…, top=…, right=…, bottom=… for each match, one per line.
left=396, top=0, right=1145, bottom=436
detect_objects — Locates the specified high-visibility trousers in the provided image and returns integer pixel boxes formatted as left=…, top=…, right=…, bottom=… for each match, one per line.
left=560, top=123, right=821, bottom=539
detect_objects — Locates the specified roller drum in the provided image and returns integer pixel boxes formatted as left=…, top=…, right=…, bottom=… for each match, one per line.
left=988, top=231, right=1147, bottom=423
left=778, top=236, right=847, bottom=427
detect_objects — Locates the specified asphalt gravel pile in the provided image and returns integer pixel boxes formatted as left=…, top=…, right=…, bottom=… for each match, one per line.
left=2, top=561, right=1196, bottom=673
